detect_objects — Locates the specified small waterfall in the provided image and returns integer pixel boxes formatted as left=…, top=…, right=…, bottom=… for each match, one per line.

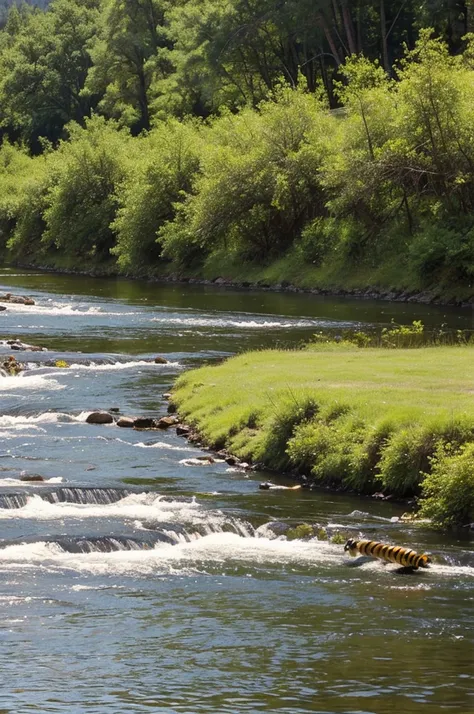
left=42, top=487, right=130, bottom=505
left=0, top=493, right=28, bottom=509
left=143, top=516, right=256, bottom=542
left=50, top=533, right=177, bottom=553
left=0, top=487, right=130, bottom=509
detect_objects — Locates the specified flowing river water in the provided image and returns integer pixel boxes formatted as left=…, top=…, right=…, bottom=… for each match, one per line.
left=0, top=267, right=473, bottom=714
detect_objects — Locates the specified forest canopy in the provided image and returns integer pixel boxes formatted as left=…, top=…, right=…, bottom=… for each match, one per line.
left=0, top=1, right=473, bottom=299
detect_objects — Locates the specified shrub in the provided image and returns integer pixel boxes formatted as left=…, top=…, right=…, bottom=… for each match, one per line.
left=379, top=418, right=474, bottom=497
left=112, top=120, right=202, bottom=272
left=41, top=116, right=132, bottom=260
left=263, top=394, right=319, bottom=470
left=408, top=219, right=474, bottom=287
left=419, top=444, right=474, bottom=528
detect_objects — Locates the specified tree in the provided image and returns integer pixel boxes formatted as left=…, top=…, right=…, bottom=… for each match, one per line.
left=0, top=0, right=100, bottom=147
left=85, top=0, right=172, bottom=131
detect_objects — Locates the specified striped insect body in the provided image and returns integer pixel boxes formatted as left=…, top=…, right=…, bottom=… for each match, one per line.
left=344, top=538, right=430, bottom=569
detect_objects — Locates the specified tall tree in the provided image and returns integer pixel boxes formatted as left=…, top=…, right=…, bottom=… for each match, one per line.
left=0, top=0, right=100, bottom=146
left=85, top=0, right=172, bottom=131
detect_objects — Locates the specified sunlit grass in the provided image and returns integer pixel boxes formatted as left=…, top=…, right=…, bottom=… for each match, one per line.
left=172, top=345, right=474, bottom=521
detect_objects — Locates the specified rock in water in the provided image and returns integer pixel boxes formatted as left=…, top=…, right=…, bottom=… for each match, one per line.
left=133, top=417, right=157, bottom=429
left=19, top=473, right=45, bottom=482
left=86, top=411, right=114, bottom=425
left=117, top=417, right=136, bottom=428
left=156, top=416, right=179, bottom=429
left=154, top=356, right=168, bottom=364
left=176, top=425, right=191, bottom=436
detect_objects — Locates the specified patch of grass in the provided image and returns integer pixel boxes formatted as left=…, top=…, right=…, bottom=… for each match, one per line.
left=172, top=345, right=474, bottom=525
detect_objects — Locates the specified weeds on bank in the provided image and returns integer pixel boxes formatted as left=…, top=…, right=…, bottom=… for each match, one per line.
left=309, top=320, right=474, bottom=350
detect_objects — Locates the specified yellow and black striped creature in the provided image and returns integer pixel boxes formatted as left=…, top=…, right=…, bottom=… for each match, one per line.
left=344, top=538, right=431, bottom=569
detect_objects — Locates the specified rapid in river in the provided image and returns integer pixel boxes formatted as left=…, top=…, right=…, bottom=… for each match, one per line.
left=0, top=267, right=472, bottom=714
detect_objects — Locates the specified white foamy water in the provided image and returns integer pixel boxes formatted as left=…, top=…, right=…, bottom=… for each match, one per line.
left=0, top=412, right=87, bottom=428
left=0, top=533, right=343, bottom=576
left=66, top=360, right=181, bottom=371
left=2, top=301, right=134, bottom=317
left=0, top=492, right=201, bottom=522
left=0, top=477, right=63, bottom=486
left=134, top=441, right=195, bottom=452
left=1, top=533, right=470, bottom=580
left=150, top=315, right=327, bottom=329
left=0, top=374, right=63, bottom=391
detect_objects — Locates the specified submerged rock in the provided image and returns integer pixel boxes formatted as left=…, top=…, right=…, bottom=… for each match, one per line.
left=0, top=293, right=35, bottom=305
left=259, top=481, right=301, bottom=491
left=86, top=411, right=114, bottom=425
left=7, top=338, right=45, bottom=351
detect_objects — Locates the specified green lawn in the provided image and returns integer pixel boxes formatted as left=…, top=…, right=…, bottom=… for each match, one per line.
left=172, top=345, right=474, bottom=526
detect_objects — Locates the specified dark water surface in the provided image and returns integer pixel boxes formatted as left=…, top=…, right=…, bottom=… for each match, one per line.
left=0, top=268, right=472, bottom=714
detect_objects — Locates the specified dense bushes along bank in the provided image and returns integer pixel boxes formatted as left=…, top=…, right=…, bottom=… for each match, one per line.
left=1, top=32, right=474, bottom=301
left=170, top=344, right=474, bottom=528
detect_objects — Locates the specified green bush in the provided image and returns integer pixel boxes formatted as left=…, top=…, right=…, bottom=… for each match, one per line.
left=41, top=116, right=132, bottom=260
left=408, top=219, right=474, bottom=287
left=379, top=418, right=474, bottom=497
left=419, top=444, right=474, bottom=528
left=112, top=120, right=202, bottom=272
left=263, top=394, right=319, bottom=470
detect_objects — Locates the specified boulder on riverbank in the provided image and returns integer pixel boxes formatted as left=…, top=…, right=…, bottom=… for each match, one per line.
left=156, top=416, right=179, bottom=429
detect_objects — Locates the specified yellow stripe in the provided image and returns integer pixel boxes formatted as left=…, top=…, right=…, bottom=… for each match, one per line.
left=390, top=546, right=403, bottom=564
left=372, top=543, right=384, bottom=557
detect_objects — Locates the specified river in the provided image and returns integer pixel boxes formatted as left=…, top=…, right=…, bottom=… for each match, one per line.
left=0, top=267, right=472, bottom=714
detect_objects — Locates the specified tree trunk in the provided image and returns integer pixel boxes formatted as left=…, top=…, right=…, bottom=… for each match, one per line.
left=317, top=12, right=343, bottom=66
left=380, top=0, right=389, bottom=73
left=341, top=0, right=357, bottom=55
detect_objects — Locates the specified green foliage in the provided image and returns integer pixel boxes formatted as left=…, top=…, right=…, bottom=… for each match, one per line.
left=112, top=118, right=202, bottom=271
left=419, top=443, right=474, bottom=527
left=0, top=141, right=51, bottom=259
left=162, top=90, right=329, bottom=265
left=0, top=0, right=100, bottom=145
left=286, top=523, right=314, bottom=540
left=171, top=345, right=474, bottom=523
left=378, top=418, right=474, bottom=497
left=408, top=219, right=474, bottom=286
left=1, top=7, right=474, bottom=297
left=41, top=116, right=132, bottom=259
left=263, top=392, right=319, bottom=470
left=85, top=0, right=172, bottom=132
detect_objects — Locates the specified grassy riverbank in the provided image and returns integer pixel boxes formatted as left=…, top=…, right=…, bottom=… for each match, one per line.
left=172, top=345, right=474, bottom=527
